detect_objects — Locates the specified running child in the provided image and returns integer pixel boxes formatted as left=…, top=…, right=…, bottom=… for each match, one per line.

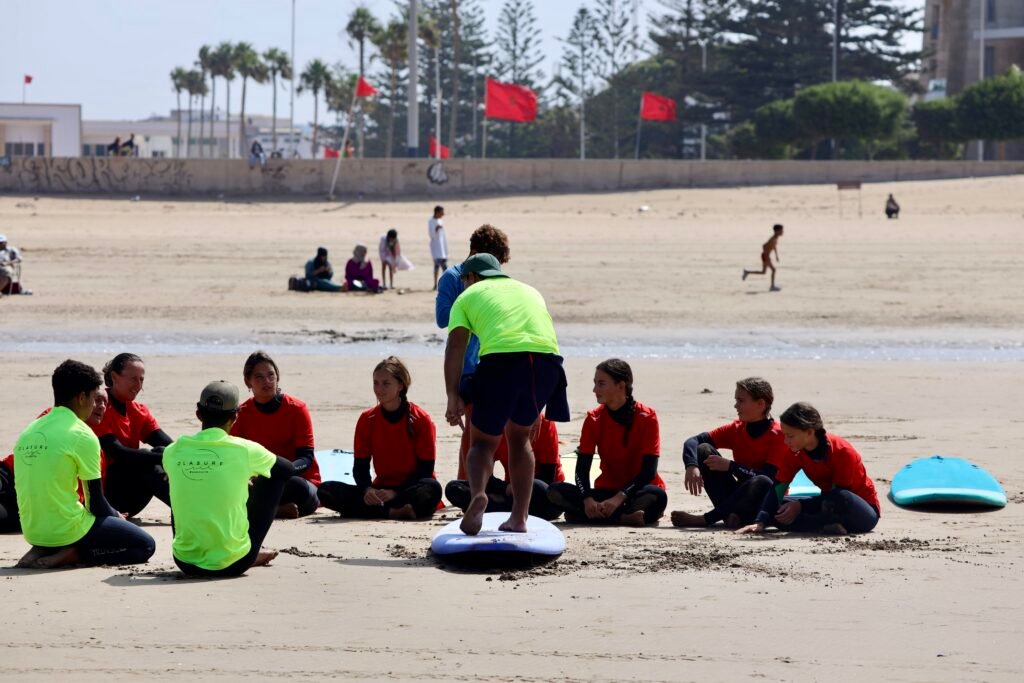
left=737, top=402, right=880, bottom=535
left=742, top=223, right=783, bottom=291
left=230, top=351, right=321, bottom=518
left=670, top=377, right=796, bottom=529
left=547, top=359, right=667, bottom=526
left=318, top=357, right=442, bottom=520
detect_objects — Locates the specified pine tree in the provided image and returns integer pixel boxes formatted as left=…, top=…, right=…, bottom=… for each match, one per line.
left=559, top=7, right=603, bottom=159
left=493, top=0, right=544, bottom=156
left=594, top=0, right=634, bottom=158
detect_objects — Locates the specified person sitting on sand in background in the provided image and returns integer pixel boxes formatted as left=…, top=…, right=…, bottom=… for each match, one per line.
left=671, top=377, right=796, bottom=530
left=379, top=228, right=413, bottom=291
left=742, top=223, right=783, bottom=292
left=249, top=140, right=267, bottom=169
left=444, top=254, right=570, bottom=536
left=445, top=414, right=565, bottom=521
left=885, top=194, right=900, bottom=219
left=547, top=359, right=667, bottom=527
left=344, top=244, right=381, bottom=293
left=305, top=246, right=344, bottom=292
left=96, top=353, right=174, bottom=518
left=230, top=351, right=320, bottom=519
left=318, top=357, right=442, bottom=520
left=13, top=360, right=155, bottom=569
left=164, top=380, right=295, bottom=577
left=737, top=402, right=880, bottom=536
left=0, top=233, right=30, bottom=296
left=428, top=205, right=448, bottom=291
left=434, top=225, right=512, bottom=479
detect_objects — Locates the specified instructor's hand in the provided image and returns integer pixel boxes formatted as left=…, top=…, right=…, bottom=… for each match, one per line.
left=445, top=394, right=465, bottom=429
left=684, top=466, right=704, bottom=495
left=774, top=500, right=801, bottom=525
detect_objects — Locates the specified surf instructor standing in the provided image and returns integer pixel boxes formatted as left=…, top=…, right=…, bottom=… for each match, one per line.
left=444, top=254, right=569, bottom=536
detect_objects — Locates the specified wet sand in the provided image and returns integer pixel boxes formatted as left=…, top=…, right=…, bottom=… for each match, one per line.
left=1, top=179, right=1022, bottom=681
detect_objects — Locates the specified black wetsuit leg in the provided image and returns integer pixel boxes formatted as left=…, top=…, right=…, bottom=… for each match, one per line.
left=697, top=443, right=741, bottom=523
left=320, top=479, right=441, bottom=519
left=390, top=478, right=443, bottom=518
left=760, top=489, right=879, bottom=534
left=0, top=465, right=19, bottom=533
left=445, top=477, right=512, bottom=513
left=104, top=461, right=169, bottom=517
left=526, top=479, right=563, bottom=521
left=281, top=476, right=319, bottom=517
left=624, top=484, right=668, bottom=524
left=74, top=516, right=156, bottom=565
left=708, top=474, right=774, bottom=526
left=547, top=484, right=618, bottom=523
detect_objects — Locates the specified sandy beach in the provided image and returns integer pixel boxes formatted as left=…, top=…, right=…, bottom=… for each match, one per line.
left=1, top=178, right=1022, bottom=681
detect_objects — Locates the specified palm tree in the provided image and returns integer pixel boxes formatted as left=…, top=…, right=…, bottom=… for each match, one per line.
left=170, top=67, right=189, bottom=158
left=263, top=47, right=292, bottom=153
left=419, top=15, right=443, bottom=158
left=185, top=70, right=208, bottom=158
left=346, top=6, right=381, bottom=158
left=372, top=19, right=407, bottom=158
left=235, top=42, right=268, bottom=157
left=197, top=45, right=213, bottom=158
left=299, top=59, right=333, bottom=158
left=210, top=41, right=236, bottom=158
left=448, top=0, right=463, bottom=154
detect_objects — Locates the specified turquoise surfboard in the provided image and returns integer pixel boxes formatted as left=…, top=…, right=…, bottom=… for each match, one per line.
left=787, top=470, right=822, bottom=498
left=315, top=449, right=374, bottom=486
left=431, top=512, right=565, bottom=556
left=891, top=456, right=1006, bottom=508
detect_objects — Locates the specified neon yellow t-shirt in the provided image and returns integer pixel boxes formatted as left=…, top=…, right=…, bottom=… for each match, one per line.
left=163, top=428, right=277, bottom=570
left=448, top=277, right=560, bottom=356
left=14, top=406, right=100, bottom=547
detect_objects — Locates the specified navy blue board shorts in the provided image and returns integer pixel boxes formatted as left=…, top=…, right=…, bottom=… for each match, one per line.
left=470, top=352, right=569, bottom=437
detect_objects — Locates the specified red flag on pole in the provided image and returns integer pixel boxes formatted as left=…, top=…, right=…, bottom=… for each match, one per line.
left=640, top=92, right=677, bottom=121
left=324, top=146, right=340, bottom=159
left=485, top=79, right=537, bottom=122
left=24, top=75, right=33, bottom=84
left=429, top=134, right=450, bottom=159
left=355, top=76, right=377, bottom=97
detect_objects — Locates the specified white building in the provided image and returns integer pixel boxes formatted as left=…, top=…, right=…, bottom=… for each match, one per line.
left=0, top=103, right=82, bottom=158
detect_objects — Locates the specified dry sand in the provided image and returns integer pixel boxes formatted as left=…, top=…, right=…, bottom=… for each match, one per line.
left=0, top=178, right=1022, bottom=681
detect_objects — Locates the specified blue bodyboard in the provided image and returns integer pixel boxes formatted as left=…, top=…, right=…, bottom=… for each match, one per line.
left=891, top=456, right=1006, bottom=508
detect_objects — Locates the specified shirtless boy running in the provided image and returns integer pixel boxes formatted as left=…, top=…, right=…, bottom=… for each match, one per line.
left=743, top=224, right=783, bottom=291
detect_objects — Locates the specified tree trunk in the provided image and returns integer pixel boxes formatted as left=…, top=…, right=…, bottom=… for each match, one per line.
left=186, top=95, right=193, bottom=158
left=271, top=73, right=278, bottom=152
left=176, top=90, right=182, bottom=158
left=210, top=79, right=217, bottom=159
left=226, top=80, right=232, bottom=159
left=239, top=77, right=248, bottom=159
left=387, top=65, right=397, bottom=158
left=358, top=41, right=366, bottom=159
left=312, top=92, right=319, bottom=158
left=448, top=0, right=461, bottom=155
left=199, top=91, right=206, bottom=159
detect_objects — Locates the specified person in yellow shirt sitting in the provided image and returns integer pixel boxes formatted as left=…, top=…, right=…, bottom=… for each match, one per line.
left=163, top=380, right=295, bottom=577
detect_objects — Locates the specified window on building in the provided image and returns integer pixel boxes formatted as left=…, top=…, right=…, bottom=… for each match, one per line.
left=37, top=143, right=45, bottom=157
left=986, top=0, right=996, bottom=24
left=82, top=145, right=91, bottom=157
left=23, top=144, right=34, bottom=157
left=4, top=143, right=11, bottom=157
left=96, top=144, right=106, bottom=157
left=985, top=46, right=996, bottom=78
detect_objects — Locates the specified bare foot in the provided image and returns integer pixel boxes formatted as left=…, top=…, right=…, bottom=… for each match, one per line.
left=15, top=546, right=47, bottom=568
left=388, top=504, right=417, bottom=520
left=460, top=493, right=489, bottom=536
left=498, top=516, right=528, bottom=533
left=33, top=546, right=80, bottom=569
left=725, top=513, right=743, bottom=529
left=742, top=270, right=749, bottom=281
left=276, top=503, right=300, bottom=519
left=671, top=510, right=707, bottom=528
left=621, top=510, right=647, bottom=527
left=251, top=549, right=279, bottom=567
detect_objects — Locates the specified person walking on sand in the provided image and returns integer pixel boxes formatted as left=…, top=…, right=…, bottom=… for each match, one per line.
left=444, top=253, right=570, bottom=536
left=428, top=205, right=448, bottom=291
left=742, top=224, right=783, bottom=292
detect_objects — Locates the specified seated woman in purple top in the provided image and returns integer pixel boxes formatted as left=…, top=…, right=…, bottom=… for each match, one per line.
left=345, top=244, right=382, bottom=293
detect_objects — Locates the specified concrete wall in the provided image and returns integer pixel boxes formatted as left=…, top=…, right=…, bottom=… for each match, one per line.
left=2, top=156, right=1024, bottom=198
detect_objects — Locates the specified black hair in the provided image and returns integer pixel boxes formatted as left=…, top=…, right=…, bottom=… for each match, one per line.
left=735, top=377, right=774, bottom=418
left=244, top=351, right=281, bottom=383
left=779, top=402, right=826, bottom=440
left=433, top=205, right=444, bottom=215
left=387, top=228, right=398, bottom=240
left=773, top=224, right=784, bottom=232
left=103, top=353, right=143, bottom=388
left=197, top=405, right=239, bottom=430
left=596, top=358, right=635, bottom=445
left=52, top=359, right=103, bottom=407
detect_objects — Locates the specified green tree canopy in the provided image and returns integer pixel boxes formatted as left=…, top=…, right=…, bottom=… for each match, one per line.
left=955, top=65, right=1024, bottom=141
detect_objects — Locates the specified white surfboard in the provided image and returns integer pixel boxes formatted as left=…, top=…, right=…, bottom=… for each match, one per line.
left=431, top=512, right=566, bottom=556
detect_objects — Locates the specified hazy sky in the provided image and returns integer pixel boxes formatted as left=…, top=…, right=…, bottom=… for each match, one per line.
left=4, top=0, right=923, bottom=125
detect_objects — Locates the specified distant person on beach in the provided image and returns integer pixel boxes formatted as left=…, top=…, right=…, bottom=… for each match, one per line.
left=379, top=228, right=413, bottom=290
left=120, top=134, right=137, bottom=157
left=96, top=353, right=174, bottom=518
left=13, top=360, right=155, bottom=569
left=670, top=377, right=796, bottom=529
left=249, top=140, right=267, bottom=169
left=106, top=136, right=122, bottom=156
left=305, top=247, right=344, bottom=292
left=445, top=414, right=565, bottom=521
left=742, top=223, right=783, bottom=292
left=547, top=359, right=667, bottom=527
left=428, top=205, right=448, bottom=291
left=229, top=352, right=320, bottom=519
left=0, top=233, right=30, bottom=296
left=164, top=380, right=294, bottom=576
left=434, top=225, right=511, bottom=478
left=318, top=357, right=442, bottom=520
left=444, top=254, right=569, bottom=535
left=737, top=402, right=880, bottom=536
left=345, top=244, right=381, bottom=293
left=885, top=194, right=900, bottom=219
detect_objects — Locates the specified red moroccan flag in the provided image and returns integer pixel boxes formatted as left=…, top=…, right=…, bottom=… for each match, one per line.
left=355, top=76, right=377, bottom=97
left=640, top=92, right=677, bottom=121
left=485, top=79, right=537, bottom=122
left=324, top=146, right=339, bottom=159
left=24, top=75, right=33, bottom=84
left=429, top=134, right=450, bottom=159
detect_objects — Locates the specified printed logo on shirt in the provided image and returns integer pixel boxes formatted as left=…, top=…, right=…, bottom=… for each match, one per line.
left=14, top=433, right=47, bottom=465
left=177, top=448, right=224, bottom=481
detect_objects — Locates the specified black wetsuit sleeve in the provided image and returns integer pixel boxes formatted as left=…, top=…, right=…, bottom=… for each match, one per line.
left=268, top=456, right=295, bottom=481
left=86, top=479, right=118, bottom=519
left=143, top=429, right=173, bottom=449
left=353, top=458, right=372, bottom=490
left=536, top=463, right=557, bottom=485
left=414, top=459, right=435, bottom=481
left=622, top=454, right=659, bottom=496
left=575, top=453, right=594, bottom=497
left=753, top=463, right=779, bottom=481
left=755, top=485, right=781, bottom=525
left=99, top=435, right=163, bottom=466
left=292, top=447, right=314, bottom=474
left=682, top=433, right=714, bottom=468
left=729, top=460, right=757, bottom=481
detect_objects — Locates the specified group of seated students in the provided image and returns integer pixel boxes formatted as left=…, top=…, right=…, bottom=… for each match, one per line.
left=2, top=350, right=879, bottom=576
left=302, top=245, right=383, bottom=293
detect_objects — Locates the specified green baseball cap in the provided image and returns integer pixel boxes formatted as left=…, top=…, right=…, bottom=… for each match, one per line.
left=461, top=253, right=507, bottom=279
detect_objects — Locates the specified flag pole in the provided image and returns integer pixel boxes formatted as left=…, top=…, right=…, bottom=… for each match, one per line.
left=482, top=80, right=488, bottom=159
left=328, top=82, right=360, bottom=200
left=634, top=96, right=643, bottom=160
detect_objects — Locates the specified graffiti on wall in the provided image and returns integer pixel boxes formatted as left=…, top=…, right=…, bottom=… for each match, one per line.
left=0, top=157, right=195, bottom=194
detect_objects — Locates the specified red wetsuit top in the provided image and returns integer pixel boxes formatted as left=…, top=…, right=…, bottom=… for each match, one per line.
left=579, top=401, right=665, bottom=492
left=230, top=394, right=321, bottom=486
left=354, top=402, right=437, bottom=489
left=494, top=416, right=565, bottom=483
left=797, top=433, right=880, bottom=513
left=709, top=419, right=799, bottom=482
left=1, top=453, right=12, bottom=472
left=94, top=397, right=161, bottom=476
